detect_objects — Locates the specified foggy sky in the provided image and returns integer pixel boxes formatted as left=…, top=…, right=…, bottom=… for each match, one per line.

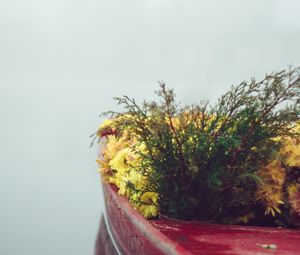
left=0, top=1, right=300, bottom=254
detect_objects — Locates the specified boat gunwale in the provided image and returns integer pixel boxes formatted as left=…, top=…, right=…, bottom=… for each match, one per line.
left=102, top=181, right=193, bottom=255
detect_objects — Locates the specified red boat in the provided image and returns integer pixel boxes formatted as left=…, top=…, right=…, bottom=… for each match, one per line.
left=95, top=182, right=300, bottom=255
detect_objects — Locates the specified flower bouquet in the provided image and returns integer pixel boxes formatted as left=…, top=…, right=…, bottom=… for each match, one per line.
left=94, top=67, right=300, bottom=255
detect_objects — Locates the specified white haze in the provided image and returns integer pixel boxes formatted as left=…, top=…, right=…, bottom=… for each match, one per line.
left=0, top=1, right=300, bottom=254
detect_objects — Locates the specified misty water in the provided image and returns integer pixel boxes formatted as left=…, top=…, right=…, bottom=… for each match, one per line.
left=1, top=1, right=300, bottom=254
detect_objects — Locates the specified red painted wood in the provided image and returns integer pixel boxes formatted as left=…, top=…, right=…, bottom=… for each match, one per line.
left=95, top=216, right=118, bottom=255
left=100, top=182, right=300, bottom=255
left=102, top=183, right=191, bottom=255
left=151, top=220, right=300, bottom=255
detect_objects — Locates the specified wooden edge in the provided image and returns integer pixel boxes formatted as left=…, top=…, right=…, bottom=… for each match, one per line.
left=102, top=181, right=192, bottom=255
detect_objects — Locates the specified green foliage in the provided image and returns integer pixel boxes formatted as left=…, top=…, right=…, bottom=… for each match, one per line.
left=102, top=67, right=300, bottom=225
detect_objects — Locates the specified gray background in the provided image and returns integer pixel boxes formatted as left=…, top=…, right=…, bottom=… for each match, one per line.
left=0, top=0, right=300, bottom=254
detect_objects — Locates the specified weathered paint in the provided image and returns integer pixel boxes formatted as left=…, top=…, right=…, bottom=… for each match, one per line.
left=102, top=183, right=191, bottom=255
left=152, top=220, right=300, bottom=255
left=95, top=216, right=119, bottom=255
left=97, top=182, right=300, bottom=255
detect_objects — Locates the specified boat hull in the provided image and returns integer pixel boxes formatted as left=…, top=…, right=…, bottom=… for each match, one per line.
left=95, top=182, right=300, bottom=255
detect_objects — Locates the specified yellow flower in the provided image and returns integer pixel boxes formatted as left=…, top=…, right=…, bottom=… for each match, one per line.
left=287, top=183, right=298, bottom=196
left=105, top=135, right=129, bottom=161
left=107, top=176, right=117, bottom=185
left=97, top=116, right=159, bottom=219
left=137, top=192, right=159, bottom=218
left=141, top=192, right=159, bottom=205
left=130, top=191, right=142, bottom=203
left=256, top=185, right=284, bottom=216
left=256, top=160, right=285, bottom=216
left=135, top=142, right=148, bottom=155
left=288, top=184, right=300, bottom=216
left=109, top=148, right=132, bottom=172
left=138, top=204, right=158, bottom=218
left=236, top=212, right=255, bottom=224
left=258, top=160, right=286, bottom=185
left=278, top=121, right=300, bottom=167
left=280, top=139, right=300, bottom=168
left=96, top=158, right=109, bottom=174
left=165, top=116, right=181, bottom=130
left=129, top=170, right=147, bottom=190
left=97, top=118, right=118, bottom=138
left=98, top=118, right=114, bottom=130
left=117, top=174, right=131, bottom=197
